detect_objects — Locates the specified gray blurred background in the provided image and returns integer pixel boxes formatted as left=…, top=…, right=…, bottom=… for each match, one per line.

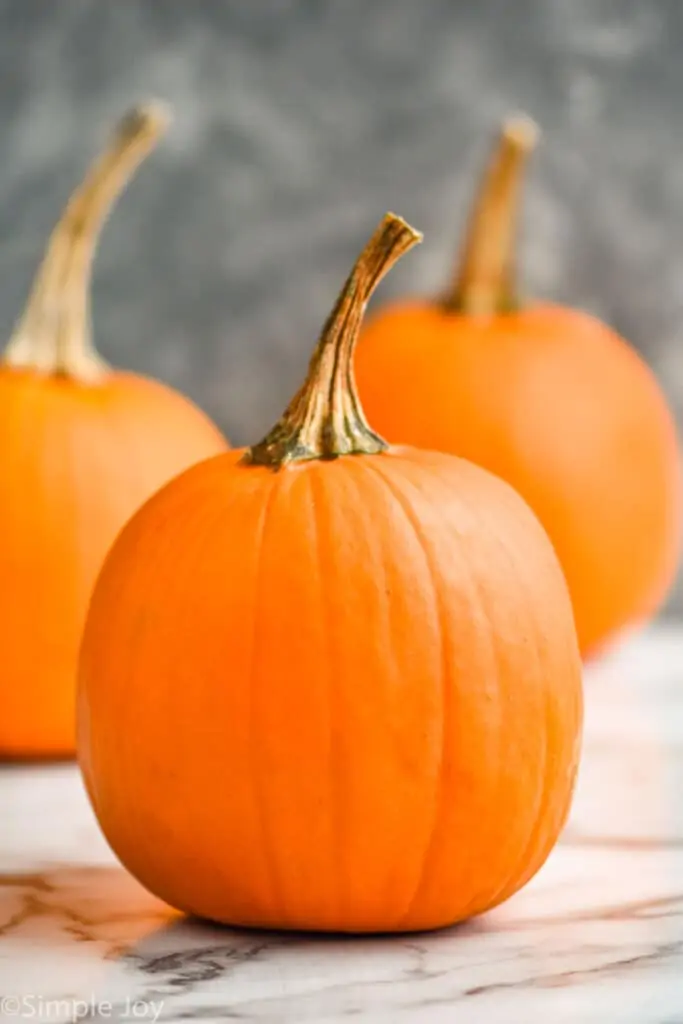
left=2, top=0, right=683, bottom=608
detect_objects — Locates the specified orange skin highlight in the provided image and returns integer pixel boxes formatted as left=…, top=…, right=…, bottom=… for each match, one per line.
left=355, top=302, right=681, bottom=658
left=78, top=215, right=582, bottom=933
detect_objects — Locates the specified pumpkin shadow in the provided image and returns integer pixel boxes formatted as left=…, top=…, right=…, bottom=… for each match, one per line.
left=0, top=860, right=492, bottom=1014
left=103, top=913, right=482, bottom=1022
left=0, top=863, right=175, bottom=948
left=123, top=904, right=488, bottom=987
left=0, top=860, right=485, bottom=954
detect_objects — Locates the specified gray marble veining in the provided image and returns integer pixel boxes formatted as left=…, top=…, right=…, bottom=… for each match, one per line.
left=0, top=627, right=682, bottom=1022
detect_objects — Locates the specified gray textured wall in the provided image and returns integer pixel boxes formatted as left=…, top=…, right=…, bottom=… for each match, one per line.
left=2, top=0, right=683, bottom=606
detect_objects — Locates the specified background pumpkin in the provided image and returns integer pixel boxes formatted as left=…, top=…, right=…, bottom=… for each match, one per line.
left=0, top=103, right=227, bottom=759
left=354, top=118, right=682, bottom=658
left=78, top=213, right=582, bottom=934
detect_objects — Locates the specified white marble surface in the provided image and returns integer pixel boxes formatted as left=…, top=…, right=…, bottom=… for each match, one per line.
left=1, top=627, right=682, bottom=1023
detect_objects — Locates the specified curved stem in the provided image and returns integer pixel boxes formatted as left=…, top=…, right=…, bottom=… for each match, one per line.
left=3, top=102, right=169, bottom=383
left=246, top=213, right=422, bottom=469
left=445, top=115, right=538, bottom=316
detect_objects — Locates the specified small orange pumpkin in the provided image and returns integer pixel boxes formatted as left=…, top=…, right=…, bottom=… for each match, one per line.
left=354, top=118, right=681, bottom=658
left=79, top=213, right=582, bottom=934
left=0, top=104, right=227, bottom=758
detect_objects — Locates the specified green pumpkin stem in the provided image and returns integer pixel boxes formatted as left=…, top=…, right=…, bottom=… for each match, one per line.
left=445, top=115, right=538, bottom=316
left=3, top=102, right=169, bottom=383
left=246, top=213, right=422, bottom=470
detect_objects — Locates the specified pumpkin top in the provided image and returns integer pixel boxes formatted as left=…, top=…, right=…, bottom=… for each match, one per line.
left=2, top=102, right=169, bottom=384
left=445, top=114, right=538, bottom=317
left=245, top=212, right=422, bottom=470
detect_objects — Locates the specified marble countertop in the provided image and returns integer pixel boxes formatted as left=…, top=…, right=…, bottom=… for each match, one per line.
left=1, top=628, right=682, bottom=1023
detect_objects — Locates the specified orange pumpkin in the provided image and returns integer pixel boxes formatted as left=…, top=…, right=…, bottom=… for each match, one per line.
left=78, top=213, right=582, bottom=933
left=0, top=104, right=227, bottom=758
left=355, top=119, right=682, bottom=658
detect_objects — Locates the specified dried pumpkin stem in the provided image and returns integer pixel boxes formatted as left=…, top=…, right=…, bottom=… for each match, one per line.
left=3, top=102, right=169, bottom=383
left=246, top=213, right=422, bottom=469
left=445, top=115, right=538, bottom=316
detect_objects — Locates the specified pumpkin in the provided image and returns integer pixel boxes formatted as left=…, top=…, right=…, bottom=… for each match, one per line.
left=0, top=104, right=227, bottom=758
left=78, top=213, right=582, bottom=934
left=354, top=119, right=682, bottom=658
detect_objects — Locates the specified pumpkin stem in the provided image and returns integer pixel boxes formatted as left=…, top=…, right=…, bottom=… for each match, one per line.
left=246, top=213, right=422, bottom=469
left=445, top=115, right=538, bottom=316
left=3, top=102, right=169, bottom=383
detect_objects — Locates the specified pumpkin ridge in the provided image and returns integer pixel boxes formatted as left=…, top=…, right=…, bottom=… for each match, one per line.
left=391, top=452, right=522, bottom=920
left=1, top=378, right=41, bottom=483
left=493, top=651, right=581, bottom=906
left=99, top=388, right=149, bottom=513
left=308, top=468, right=349, bottom=923
left=468, top=492, right=581, bottom=914
left=440, top=476, right=507, bottom=919
left=246, top=471, right=289, bottom=923
left=458, top=489, right=549, bottom=915
left=359, top=457, right=450, bottom=928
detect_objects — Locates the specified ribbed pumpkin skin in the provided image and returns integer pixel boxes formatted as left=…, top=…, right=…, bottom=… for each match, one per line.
left=0, top=369, right=226, bottom=757
left=79, top=445, right=582, bottom=933
left=355, top=304, right=682, bottom=658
